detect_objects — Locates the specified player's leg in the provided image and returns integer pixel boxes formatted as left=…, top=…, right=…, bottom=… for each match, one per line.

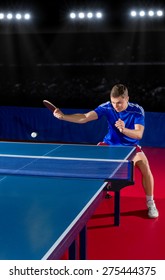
left=133, top=150, right=159, bottom=218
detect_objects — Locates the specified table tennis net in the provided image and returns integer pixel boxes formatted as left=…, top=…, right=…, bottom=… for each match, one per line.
left=0, top=155, right=133, bottom=181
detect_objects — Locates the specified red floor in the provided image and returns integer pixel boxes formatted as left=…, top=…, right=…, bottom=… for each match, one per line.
left=87, top=147, right=165, bottom=260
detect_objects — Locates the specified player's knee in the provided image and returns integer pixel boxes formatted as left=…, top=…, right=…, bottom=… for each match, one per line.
left=135, top=157, right=151, bottom=176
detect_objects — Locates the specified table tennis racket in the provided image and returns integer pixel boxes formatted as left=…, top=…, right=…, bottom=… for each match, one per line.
left=43, top=100, right=56, bottom=112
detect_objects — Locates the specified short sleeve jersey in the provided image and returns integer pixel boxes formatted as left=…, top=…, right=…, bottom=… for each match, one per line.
left=94, top=101, right=145, bottom=146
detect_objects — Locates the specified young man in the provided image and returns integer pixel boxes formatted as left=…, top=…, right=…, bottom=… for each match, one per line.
left=53, top=84, right=158, bottom=218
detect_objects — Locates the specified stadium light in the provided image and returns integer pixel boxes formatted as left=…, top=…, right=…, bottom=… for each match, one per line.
left=70, top=12, right=76, bottom=19
left=148, top=10, right=154, bottom=17
left=139, top=10, right=145, bottom=17
left=96, top=12, right=102, bottom=18
left=87, top=12, right=93, bottom=19
left=7, top=13, right=13, bottom=20
left=130, top=11, right=137, bottom=17
left=130, top=9, right=164, bottom=18
left=0, top=13, right=4, bottom=20
left=24, top=13, right=31, bottom=20
left=16, top=13, right=22, bottom=20
left=0, top=11, right=31, bottom=22
left=78, top=12, right=85, bottom=19
left=157, top=10, right=163, bottom=17
left=69, top=10, right=103, bottom=21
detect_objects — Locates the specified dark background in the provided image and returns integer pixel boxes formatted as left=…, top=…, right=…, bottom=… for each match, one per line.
left=0, top=0, right=165, bottom=111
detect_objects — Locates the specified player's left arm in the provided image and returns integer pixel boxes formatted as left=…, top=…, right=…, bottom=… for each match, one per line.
left=122, top=124, right=144, bottom=139
left=115, top=119, right=144, bottom=139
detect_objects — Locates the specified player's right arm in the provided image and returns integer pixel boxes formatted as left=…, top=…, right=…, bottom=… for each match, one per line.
left=53, top=108, right=98, bottom=123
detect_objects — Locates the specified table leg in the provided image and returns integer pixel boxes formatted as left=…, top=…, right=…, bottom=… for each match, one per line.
left=79, top=225, right=87, bottom=260
left=68, top=240, right=77, bottom=259
left=114, top=190, right=120, bottom=226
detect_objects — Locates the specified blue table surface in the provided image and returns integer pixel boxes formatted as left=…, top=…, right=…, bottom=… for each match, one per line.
left=0, top=142, right=135, bottom=260
left=0, top=175, right=106, bottom=260
left=0, top=141, right=135, bottom=159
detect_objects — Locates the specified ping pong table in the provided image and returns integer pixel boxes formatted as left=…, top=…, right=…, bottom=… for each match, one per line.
left=0, top=141, right=135, bottom=260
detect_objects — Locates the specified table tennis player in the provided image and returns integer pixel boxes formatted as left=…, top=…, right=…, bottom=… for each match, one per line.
left=52, top=83, right=159, bottom=219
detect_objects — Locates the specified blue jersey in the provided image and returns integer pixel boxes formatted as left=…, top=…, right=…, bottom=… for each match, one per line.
left=94, top=101, right=145, bottom=146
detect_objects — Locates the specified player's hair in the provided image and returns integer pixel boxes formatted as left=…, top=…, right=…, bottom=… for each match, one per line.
left=110, top=84, right=128, bottom=98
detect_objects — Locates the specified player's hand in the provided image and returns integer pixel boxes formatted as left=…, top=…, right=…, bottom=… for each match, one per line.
left=53, top=108, right=64, bottom=119
left=115, top=118, right=125, bottom=133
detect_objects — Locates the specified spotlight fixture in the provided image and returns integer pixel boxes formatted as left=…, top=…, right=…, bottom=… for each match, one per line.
left=130, top=11, right=137, bottom=17
left=0, top=11, right=31, bottom=21
left=0, top=13, right=4, bottom=20
left=148, top=10, right=154, bottom=17
left=70, top=12, right=76, bottom=19
left=87, top=12, right=93, bottom=19
left=96, top=12, right=102, bottom=18
left=7, top=13, right=13, bottom=20
left=157, top=10, right=163, bottom=17
left=24, top=13, right=31, bottom=20
left=139, top=10, right=145, bottom=17
left=130, top=8, right=164, bottom=18
left=69, top=10, right=103, bottom=21
left=78, top=12, right=85, bottom=19
left=15, top=13, right=22, bottom=20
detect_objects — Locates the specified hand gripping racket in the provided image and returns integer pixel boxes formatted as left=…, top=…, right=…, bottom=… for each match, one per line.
left=43, top=100, right=56, bottom=112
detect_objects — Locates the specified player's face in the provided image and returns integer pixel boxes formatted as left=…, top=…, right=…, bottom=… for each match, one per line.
left=111, top=96, right=129, bottom=112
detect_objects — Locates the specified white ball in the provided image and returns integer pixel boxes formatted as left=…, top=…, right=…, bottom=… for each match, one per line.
left=31, top=132, right=37, bottom=138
